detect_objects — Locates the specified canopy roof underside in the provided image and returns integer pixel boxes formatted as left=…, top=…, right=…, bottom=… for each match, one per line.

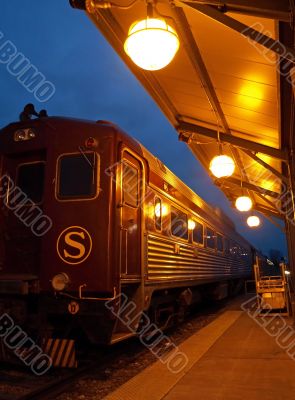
left=84, top=0, right=293, bottom=224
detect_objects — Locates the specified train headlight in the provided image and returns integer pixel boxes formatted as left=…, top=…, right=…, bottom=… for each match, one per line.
left=51, top=273, right=70, bottom=292
left=14, top=128, right=36, bottom=142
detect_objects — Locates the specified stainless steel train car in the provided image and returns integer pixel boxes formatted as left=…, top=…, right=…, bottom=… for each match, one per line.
left=0, top=107, right=254, bottom=345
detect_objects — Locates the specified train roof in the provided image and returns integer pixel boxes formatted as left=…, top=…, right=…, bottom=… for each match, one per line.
left=1, top=114, right=254, bottom=249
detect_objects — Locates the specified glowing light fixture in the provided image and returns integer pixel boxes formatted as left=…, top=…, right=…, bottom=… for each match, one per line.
left=247, top=215, right=260, bottom=227
left=285, top=270, right=291, bottom=275
left=155, top=201, right=161, bottom=218
left=188, top=219, right=196, bottom=230
left=209, top=155, right=235, bottom=178
left=155, top=202, right=168, bottom=218
left=235, top=196, right=253, bottom=212
left=124, top=17, right=179, bottom=70
left=162, top=204, right=168, bottom=216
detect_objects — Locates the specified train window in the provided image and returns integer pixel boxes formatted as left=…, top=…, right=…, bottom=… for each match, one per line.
left=240, top=247, right=246, bottom=256
left=193, top=221, right=203, bottom=244
left=217, top=234, right=224, bottom=252
left=17, top=162, right=45, bottom=204
left=122, top=162, right=139, bottom=207
left=171, top=207, right=188, bottom=240
left=154, top=197, right=162, bottom=230
left=57, top=152, right=98, bottom=199
left=230, top=242, right=238, bottom=256
left=206, top=227, right=215, bottom=249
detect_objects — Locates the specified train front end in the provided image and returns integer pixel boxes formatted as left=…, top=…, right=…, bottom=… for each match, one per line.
left=0, top=114, right=119, bottom=347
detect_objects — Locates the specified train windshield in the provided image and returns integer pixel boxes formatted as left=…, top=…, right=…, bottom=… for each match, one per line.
left=17, top=162, right=45, bottom=204
left=57, top=152, right=99, bottom=200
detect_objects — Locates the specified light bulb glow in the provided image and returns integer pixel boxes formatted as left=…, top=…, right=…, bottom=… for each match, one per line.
left=247, top=215, right=260, bottom=227
left=235, top=196, right=253, bottom=212
left=155, top=203, right=168, bottom=217
left=155, top=202, right=161, bottom=218
left=209, top=155, right=235, bottom=178
left=188, top=219, right=196, bottom=230
left=124, top=18, right=179, bottom=71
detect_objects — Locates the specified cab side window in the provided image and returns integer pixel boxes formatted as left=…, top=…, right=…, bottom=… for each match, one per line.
left=206, top=227, right=215, bottom=249
left=193, top=221, right=204, bottom=245
left=122, top=162, right=139, bottom=207
left=217, top=234, right=224, bottom=252
left=171, top=207, right=188, bottom=240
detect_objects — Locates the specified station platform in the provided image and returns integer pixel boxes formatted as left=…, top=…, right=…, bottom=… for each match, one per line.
left=104, top=297, right=295, bottom=400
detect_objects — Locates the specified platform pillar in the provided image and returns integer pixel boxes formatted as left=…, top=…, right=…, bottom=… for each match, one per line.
left=285, top=155, right=295, bottom=320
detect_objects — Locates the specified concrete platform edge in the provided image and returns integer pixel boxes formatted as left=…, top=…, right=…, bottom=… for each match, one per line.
left=103, top=310, right=242, bottom=400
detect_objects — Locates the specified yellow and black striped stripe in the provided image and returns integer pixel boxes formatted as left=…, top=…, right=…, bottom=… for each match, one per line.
left=43, top=338, right=77, bottom=368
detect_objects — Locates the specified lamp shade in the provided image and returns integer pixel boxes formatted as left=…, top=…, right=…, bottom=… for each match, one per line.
left=124, top=18, right=179, bottom=71
left=247, top=215, right=260, bottom=227
left=209, top=155, right=235, bottom=178
left=235, top=196, right=253, bottom=212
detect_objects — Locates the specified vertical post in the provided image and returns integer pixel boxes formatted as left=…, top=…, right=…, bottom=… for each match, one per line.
left=285, top=161, right=295, bottom=321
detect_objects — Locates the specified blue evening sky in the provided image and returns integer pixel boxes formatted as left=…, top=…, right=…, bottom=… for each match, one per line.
left=0, top=0, right=287, bottom=257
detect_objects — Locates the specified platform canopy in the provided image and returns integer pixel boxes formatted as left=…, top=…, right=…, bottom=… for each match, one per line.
left=72, top=0, right=295, bottom=226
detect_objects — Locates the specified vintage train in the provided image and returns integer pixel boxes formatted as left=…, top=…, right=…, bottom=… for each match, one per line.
left=0, top=106, right=255, bottom=347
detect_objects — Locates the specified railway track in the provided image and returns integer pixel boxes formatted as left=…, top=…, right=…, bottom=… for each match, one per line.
left=0, top=360, right=98, bottom=400
left=0, top=295, right=243, bottom=400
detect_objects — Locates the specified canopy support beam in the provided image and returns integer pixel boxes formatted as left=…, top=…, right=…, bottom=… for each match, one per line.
left=215, top=177, right=281, bottom=199
left=172, top=6, right=257, bottom=206
left=178, top=121, right=288, bottom=161
left=179, top=0, right=290, bottom=21
left=182, top=3, right=295, bottom=63
left=241, top=149, right=289, bottom=185
left=255, top=205, right=284, bottom=220
left=261, top=213, right=286, bottom=233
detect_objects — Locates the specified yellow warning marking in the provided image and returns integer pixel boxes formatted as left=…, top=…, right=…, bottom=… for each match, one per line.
left=62, top=340, right=74, bottom=367
left=69, top=348, right=77, bottom=368
left=55, top=339, right=67, bottom=367
left=103, top=311, right=242, bottom=400
left=49, top=338, right=61, bottom=363
left=43, top=338, right=77, bottom=368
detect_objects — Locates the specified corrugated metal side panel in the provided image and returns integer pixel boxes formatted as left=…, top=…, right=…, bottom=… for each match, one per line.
left=147, top=234, right=251, bottom=281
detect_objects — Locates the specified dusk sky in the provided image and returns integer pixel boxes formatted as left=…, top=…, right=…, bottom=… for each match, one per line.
left=0, top=1, right=287, bottom=257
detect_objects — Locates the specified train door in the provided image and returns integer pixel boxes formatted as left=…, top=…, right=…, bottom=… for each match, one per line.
left=120, top=151, right=143, bottom=278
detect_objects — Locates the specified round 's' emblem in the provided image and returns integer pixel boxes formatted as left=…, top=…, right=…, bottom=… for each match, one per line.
left=57, top=226, right=92, bottom=265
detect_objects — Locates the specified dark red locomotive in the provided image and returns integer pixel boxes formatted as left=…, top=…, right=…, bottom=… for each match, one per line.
left=0, top=108, right=255, bottom=346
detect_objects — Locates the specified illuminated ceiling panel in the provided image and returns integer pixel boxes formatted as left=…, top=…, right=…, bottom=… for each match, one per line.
left=72, top=0, right=292, bottom=223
